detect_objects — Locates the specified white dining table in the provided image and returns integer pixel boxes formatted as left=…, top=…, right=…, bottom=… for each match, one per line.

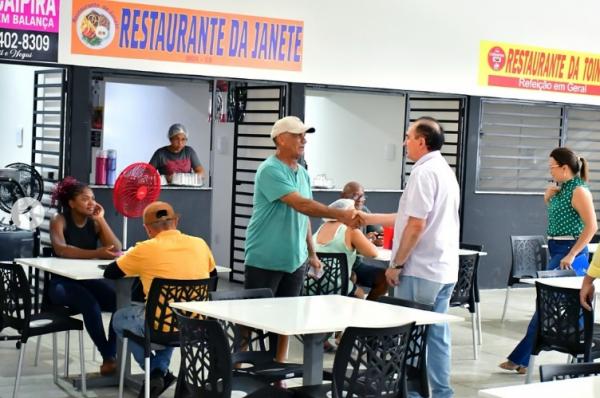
left=479, top=375, right=600, bottom=397
left=15, top=257, right=231, bottom=279
left=372, top=248, right=487, bottom=263
left=519, top=276, right=600, bottom=290
left=14, top=257, right=230, bottom=390
left=171, top=294, right=462, bottom=386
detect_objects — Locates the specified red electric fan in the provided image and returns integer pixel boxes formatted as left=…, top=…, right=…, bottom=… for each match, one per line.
left=113, top=163, right=161, bottom=249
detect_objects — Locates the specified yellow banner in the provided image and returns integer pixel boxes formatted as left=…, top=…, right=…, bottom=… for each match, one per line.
left=479, top=40, right=600, bottom=96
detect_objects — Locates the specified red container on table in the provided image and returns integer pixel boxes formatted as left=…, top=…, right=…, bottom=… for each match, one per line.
left=383, top=226, right=394, bottom=249
left=95, top=150, right=108, bottom=185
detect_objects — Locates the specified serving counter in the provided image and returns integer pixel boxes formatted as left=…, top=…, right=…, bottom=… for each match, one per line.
left=90, top=185, right=212, bottom=248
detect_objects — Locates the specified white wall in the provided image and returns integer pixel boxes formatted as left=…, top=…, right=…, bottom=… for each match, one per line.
left=304, top=90, right=405, bottom=190
left=59, top=0, right=600, bottom=106
left=210, top=123, right=234, bottom=267
left=103, top=78, right=211, bottom=178
left=0, top=64, right=51, bottom=220
left=0, top=64, right=49, bottom=167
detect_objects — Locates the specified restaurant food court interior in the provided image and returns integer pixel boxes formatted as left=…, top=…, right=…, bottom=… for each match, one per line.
left=2, top=1, right=600, bottom=397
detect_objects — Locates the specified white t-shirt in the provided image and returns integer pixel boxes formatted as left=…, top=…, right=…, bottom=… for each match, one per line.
left=392, top=151, right=460, bottom=284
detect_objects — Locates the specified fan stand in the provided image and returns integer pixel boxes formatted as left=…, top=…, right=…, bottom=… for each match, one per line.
left=122, top=216, right=128, bottom=250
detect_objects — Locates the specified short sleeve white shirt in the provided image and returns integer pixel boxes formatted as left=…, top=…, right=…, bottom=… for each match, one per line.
left=392, top=151, right=460, bottom=284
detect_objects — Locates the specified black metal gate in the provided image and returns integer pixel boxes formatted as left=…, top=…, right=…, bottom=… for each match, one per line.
left=229, top=85, right=287, bottom=282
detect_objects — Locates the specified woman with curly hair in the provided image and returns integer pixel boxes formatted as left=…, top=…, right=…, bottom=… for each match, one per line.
left=49, top=176, right=122, bottom=375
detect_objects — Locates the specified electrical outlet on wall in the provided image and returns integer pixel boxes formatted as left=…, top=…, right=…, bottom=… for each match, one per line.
left=16, top=126, right=23, bottom=147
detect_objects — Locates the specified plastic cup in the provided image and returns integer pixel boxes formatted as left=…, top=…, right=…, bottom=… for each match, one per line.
left=383, top=226, right=394, bottom=249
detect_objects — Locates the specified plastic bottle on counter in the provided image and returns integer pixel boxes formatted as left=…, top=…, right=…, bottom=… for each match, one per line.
left=106, top=149, right=117, bottom=186
left=95, top=150, right=108, bottom=185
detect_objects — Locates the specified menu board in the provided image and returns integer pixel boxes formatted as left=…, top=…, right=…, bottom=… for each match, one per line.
left=0, top=0, right=59, bottom=62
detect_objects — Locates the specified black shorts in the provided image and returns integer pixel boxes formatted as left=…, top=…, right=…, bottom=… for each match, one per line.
left=354, top=261, right=384, bottom=288
left=244, top=262, right=307, bottom=297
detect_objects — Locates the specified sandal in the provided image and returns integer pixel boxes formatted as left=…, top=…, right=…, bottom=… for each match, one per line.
left=499, top=361, right=527, bottom=374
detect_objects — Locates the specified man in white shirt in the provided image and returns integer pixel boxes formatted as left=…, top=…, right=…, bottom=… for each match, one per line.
left=361, top=117, right=460, bottom=398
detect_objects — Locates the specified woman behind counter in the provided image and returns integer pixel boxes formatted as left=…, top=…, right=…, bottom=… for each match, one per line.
left=499, top=147, right=597, bottom=375
left=149, top=123, right=204, bottom=183
left=49, top=177, right=122, bottom=375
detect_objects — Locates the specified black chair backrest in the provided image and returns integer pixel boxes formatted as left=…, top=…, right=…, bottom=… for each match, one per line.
left=540, top=362, right=600, bottom=382
left=144, top=277, right=212, bottom=346
left=536, top=269, right=577, bottom=278
left=209, top=288, right=275, bottom=355
left=377, top=296, right=431, bottom=398
left=533, top=282, right=594, bottom=360
left=174, top=314, right=232, bottom=398
left=304, top=252, right=349, bottom=296
left=460, top=243, right=484, bottom=302
left=333, top=323, right=414, bottom=398
left=450, top=253, right=479, bottom=311
left=0, top=262, right=31, bottom=339
left=509, top=235, right=547, bottom=282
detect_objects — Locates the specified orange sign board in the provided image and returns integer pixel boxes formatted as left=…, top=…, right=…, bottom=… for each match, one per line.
left=71, top=0, right=304, bottom=71
left=479, top=40, right=600, bottom=97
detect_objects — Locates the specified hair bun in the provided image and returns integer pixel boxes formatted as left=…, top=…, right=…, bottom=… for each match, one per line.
left=51, top=176, right=79, bottom=207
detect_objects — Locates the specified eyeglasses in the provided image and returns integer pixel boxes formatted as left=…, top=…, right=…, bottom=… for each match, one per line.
left=352, top=194, right=367, bottom=201
left=549, top=164, right=561, bottom=169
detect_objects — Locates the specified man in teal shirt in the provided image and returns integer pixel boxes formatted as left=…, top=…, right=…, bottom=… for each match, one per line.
left=244, top=116, right=358, bottom=362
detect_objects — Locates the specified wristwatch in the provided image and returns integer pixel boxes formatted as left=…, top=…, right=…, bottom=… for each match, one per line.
left=390, top=262, right=404, bottom=270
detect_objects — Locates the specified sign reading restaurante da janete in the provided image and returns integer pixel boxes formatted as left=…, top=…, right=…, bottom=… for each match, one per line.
left=71, top=0, right=305, bottom=71
left=0, top=0, right=59, bottom=62
left=479, top=40, right=600, bottom=97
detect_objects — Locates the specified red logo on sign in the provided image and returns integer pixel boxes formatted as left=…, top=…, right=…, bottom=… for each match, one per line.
left=488, top=46, right=506, bottom=71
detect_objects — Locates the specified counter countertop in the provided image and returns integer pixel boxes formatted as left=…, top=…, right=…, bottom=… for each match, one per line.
left=90, top=185, right=212, bottom=191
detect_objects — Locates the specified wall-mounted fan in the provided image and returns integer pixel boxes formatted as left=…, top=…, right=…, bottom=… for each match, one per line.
left=0, top=163, right=44, bottom=229
left=113, top=162, right=161, bottom=248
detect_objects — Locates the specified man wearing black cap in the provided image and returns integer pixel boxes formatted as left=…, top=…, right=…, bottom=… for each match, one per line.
left=104, top=201, right=216, bottom=398
left=244, top=116, right=360, bottom=363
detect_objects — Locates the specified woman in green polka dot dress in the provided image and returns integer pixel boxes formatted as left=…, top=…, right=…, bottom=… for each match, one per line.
left=500, top=147, right=597, bottom=375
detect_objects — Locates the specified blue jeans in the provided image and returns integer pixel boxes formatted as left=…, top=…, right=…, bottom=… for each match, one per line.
left=48, top=278, right=116, bottom=360
left=112, top=303, right=173, bottom=373
left=507, top=239, right=588, bottom=367
left=394, top=275, right=455, bottom=398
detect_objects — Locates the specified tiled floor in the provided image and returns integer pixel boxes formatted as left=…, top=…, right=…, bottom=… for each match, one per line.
left=0, top=278, right=586, bottom=398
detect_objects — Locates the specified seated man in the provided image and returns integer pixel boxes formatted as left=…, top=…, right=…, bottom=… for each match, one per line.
left=103, top=201, right=216, bottom=398
left=340, top=181, right=388, bottom=300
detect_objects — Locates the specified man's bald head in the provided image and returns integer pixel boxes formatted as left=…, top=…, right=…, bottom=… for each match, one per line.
left=342, top=181, right=363, bottom=198
left=341, top=181, right=365, bottom=210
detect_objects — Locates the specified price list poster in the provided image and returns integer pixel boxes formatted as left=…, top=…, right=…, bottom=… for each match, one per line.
left=0, top=0, right=59, bottom=62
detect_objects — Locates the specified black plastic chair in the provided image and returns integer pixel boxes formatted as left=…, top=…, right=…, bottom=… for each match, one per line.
left=539, top=362, right=600, bottom=382
left=501, top=235, right=547, bottom=323
left=450, top=252, right=480, bottom=359
left=289, top=323, right=415, bottom=398
left=526, top=282, right=597, bottom=384
left=0, top=262, right=87, bottom=398
left=377, top=296, right=432, bottom=398
left=118, top=277, right=212, bottom=398
left=536, top=269, right=577, bottom=278
left=460, top=243, right=484, bottom=347
left=209, top=288, right=304, bottom=383
left=304, top=253, right=349, bottom=296
left=173, top=314, right=282, bottom=398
